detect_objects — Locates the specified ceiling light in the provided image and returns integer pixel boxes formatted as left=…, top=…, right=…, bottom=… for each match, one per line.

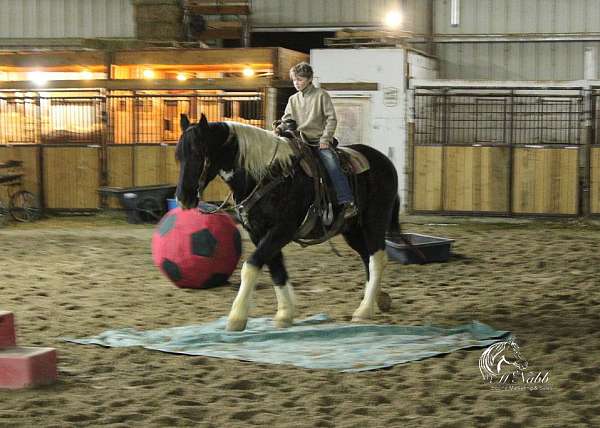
left=384, top=10, right=402, bottom=30
left=242, top=67, right=255, bottom=77
left=28, top=71, right=47, bottom=86
left=143, top=69, right=155, bottom=79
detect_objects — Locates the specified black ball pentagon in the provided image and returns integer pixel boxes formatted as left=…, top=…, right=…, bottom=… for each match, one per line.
left=191, top=228, right=218, bottom=257
left=162, top=259, right=182, bottom=282
left=202, top=273, right=230, bottom=288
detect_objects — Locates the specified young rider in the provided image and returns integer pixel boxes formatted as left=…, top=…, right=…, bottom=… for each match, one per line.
left=281, top=62, right=357, bottom=219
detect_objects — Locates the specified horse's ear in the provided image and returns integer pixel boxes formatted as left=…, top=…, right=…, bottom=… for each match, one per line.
left=199, top=113, right=209, bottom=131
left=180, top=114, right=190, bottom=131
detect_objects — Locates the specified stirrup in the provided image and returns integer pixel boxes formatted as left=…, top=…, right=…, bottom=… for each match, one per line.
left=342, top=202, right=358, bottom=219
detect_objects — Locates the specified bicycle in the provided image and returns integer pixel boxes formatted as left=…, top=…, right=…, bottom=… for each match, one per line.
left=0, top=160, right=41, bottom=224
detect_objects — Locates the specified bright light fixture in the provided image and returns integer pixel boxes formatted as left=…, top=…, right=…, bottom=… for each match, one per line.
left=80, top=70, right=93, bottom=80
left=28, top=71, right=48, bottom=86
left=384, top=10, right=402, bottom=30
left=142, top=68, right=155, bottom=79
left=242, top=67, right=255, bottom=77
left=176, top=72, right=188, bottom=81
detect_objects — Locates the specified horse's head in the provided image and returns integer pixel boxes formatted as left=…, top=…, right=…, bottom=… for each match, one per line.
left=504, top=339, right=528, bottom=371
left=175, top=113, right=223, bottom=209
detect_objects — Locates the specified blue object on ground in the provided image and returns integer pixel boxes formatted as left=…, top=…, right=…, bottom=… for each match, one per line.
left=65, top=314, right=510, bottom=372
left=167, top=198, right=177, bottom=210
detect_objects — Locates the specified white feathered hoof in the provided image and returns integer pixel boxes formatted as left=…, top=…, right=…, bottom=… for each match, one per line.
left=352, top=305, right=374, bottom=322
left=274, top=312, right=294, bottom=328
left=226, top=316, right=248, bottom=331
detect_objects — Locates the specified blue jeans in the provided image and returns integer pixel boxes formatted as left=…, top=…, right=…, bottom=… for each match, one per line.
left=318, top=148, right=354, bottom=204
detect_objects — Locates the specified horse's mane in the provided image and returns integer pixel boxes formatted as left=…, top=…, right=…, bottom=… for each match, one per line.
left=479, top=341, right=507, bottom=378
left=226, top=122, right=295, bottom=180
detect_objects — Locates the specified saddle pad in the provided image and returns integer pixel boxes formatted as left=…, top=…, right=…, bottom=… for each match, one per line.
left=299, top=147, right=370, bottom=178
left=338, top=147, right=370, bottom=174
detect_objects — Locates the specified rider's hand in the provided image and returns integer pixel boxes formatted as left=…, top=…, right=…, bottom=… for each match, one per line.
left=319, top=142, right=330, bottom=149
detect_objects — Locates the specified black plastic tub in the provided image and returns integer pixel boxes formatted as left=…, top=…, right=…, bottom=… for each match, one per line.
left=98, top=184, right=176, bottom=223
left=385, top=233, right=454, bottom=264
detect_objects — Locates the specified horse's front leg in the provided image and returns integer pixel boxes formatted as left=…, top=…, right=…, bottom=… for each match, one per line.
left=267, top=252, right=295, bottom=328
left=226, top=227, right=293, bottom=331
left=226, top=261, right=261, bottom=331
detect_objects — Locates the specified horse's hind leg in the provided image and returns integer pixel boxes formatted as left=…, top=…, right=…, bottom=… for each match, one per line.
left=267, top=252, right=296, bottom=328
left=343, top=226, right=387, bottom=322
left=352, top=250, right=387, bottom=321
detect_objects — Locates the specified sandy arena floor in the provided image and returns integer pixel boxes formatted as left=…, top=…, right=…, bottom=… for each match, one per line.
left=0, top=214, right=599, bottom=427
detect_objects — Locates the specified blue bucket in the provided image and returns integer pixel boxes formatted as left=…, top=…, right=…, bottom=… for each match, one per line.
left=167, top=198, right=178, bottom=211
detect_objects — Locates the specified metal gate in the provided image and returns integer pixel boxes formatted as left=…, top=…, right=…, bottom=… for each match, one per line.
left=412, top=87, right=584, bottom=216
left=0, top=92, right=265, bottom=210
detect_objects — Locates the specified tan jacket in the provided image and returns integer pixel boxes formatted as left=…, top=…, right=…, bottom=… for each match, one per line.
left=281, top=83, right=337, bottom=145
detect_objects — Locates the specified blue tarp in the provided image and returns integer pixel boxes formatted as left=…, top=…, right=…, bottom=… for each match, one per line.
left=66, top=314, right=509, bottom=372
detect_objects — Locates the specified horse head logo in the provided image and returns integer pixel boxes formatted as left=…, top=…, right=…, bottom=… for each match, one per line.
left=479, top=338, right=528, bottom=382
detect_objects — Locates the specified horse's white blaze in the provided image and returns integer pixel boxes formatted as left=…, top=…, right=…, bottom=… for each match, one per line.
left=273, top=282, right=296, bottom=328
left=227, top=262, right=260, bottom=331
left=352, top=250, right=387, bottom=321
left=219, top=169, right=234, bottom=182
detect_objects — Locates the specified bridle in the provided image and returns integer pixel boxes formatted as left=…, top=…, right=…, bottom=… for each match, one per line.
left=188, top=124, right=284, bottom=218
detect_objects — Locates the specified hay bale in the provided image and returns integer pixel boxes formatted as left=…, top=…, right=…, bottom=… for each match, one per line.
left=137, top=22, right=184, bottom=40
left=135, top=5, right=182, bottom=23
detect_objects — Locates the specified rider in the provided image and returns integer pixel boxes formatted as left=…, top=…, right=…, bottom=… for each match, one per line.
left=280, top=62, right=357, bottom=219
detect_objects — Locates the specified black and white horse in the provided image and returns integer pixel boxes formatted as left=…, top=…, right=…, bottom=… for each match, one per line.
left=176, top=114, right=399, bottom=331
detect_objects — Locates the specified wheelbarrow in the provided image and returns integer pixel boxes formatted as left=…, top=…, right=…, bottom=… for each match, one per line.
left=98, top=184, right=177, bottom=224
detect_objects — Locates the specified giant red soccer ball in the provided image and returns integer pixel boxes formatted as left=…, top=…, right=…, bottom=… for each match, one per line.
left=151, top=208, right=241, bottom=289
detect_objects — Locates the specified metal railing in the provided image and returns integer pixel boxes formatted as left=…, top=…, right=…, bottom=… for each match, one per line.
left=0, top=93, right=265, bottom=145
left=414, top=90, right=583, bottom=146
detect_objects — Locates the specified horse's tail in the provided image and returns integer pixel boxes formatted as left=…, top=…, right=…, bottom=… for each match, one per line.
left=387, top=195, right=401, bottom=235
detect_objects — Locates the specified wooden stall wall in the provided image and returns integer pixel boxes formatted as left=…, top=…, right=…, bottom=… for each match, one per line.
left=43, top=146, right=101, bottom=209
left=413, top=146, right=510, bottom=213
left=105, top=144, right=230, bottom=207
left=413, top=146, right=443, bottom=211
left=0, top=145, right=40, bottom=205
left=443, top=146, right=510, bottom=213
left=512, top=147, right=579, bottom=215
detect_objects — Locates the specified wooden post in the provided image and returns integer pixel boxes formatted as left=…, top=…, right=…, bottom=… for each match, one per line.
left=406, top=121, right=415, bottom=213
left=581, top=88, right=593, bottom=217
left=263, top=87, right=277, bottom=130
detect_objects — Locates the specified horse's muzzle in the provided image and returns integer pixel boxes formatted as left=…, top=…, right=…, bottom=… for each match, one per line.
left=175, top=195, right=197, bottom=210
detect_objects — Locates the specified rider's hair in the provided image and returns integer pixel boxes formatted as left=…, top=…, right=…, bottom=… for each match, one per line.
left=289, top=62, right=313, bottom=80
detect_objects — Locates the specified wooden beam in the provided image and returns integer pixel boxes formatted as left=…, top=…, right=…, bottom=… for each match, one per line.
left=0, top=77, right=272, bottom=91
left=189, top=6, right=250, bottom=14
left=276, top=48, right=309, bottom=80
left=0, top=51, right=106, bottom=69
left=195, top=29, right=242, bottom=40
left=319, top=82, right=379, bottom=91
left=113, top=48, right=274, bottom=66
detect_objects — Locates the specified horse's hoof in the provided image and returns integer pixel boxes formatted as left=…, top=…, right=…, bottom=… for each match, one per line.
left=274, top=315, right=293, bottom=328
left=352, top=307, right=374, bottom=322
left=377, top=291, right=392, bottom=312
left=226, top=317, right=247, bottom=331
